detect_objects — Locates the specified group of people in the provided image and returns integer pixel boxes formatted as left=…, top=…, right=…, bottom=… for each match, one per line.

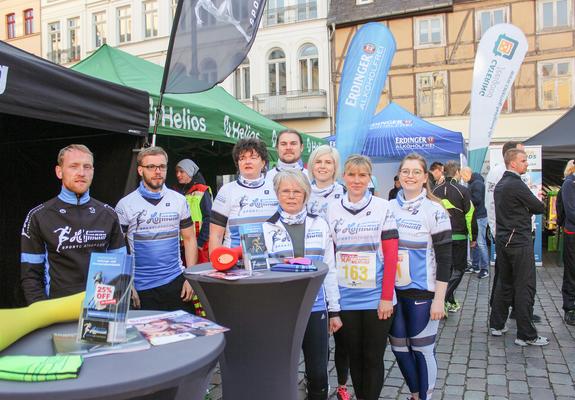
left=19, top=131, right=575, bottom=400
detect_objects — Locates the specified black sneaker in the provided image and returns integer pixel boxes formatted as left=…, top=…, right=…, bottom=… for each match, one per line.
left=478, top=270, right=489, bottom=279
left=532, top=314, right=542, bottom=323
left=565, top=310, right=575, bottom=326
left=465, top=266, right=475, bottom=273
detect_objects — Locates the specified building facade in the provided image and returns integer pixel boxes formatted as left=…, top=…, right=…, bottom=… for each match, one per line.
left=1, top=0, right=41, bottom=55
left=39, top=0, right=332, bottom=137
left=329, top=0, right=574, bottom=143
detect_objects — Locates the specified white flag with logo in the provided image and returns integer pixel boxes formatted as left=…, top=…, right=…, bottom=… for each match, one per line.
left=468, top=24, right=527, bottom=172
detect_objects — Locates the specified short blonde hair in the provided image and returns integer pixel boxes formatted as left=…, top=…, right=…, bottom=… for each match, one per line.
left=57, top=144, right=93, bottom=166
left=307, top=145, right=341, bottom=181
left=137, top=146, right=168, bottom=165
left=273, top=169, right=311, bottom=203
left=565, top=159, right=575, bottom=177
left=344, top=154, right=372, bottom=176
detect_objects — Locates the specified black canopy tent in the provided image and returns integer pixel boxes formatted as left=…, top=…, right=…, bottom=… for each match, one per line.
left=524, top=106, right=575, bottom=188
left=524, top=106, right=575, bottom=159
left=0, top=41, right=149, bottom=307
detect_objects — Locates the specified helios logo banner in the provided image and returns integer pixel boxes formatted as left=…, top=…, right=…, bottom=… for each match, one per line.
left=468, top=24, right=527, bottom=172
left=0, top=65, right=8, bottom=95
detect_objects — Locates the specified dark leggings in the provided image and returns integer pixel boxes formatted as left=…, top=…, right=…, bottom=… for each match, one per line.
left=137, top=274, right=194, bottom=313
left=340, top=310, right=394, bottom=400
left=302, top=311, right=329, bottom=400
left=333, top=328, right=349, bottom=386
left=446, top=240, right=468, bottom=303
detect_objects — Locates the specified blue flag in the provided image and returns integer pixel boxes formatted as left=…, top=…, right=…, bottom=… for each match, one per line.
left=335, top=23, right=396, bottom=166
left=162, top=0, right=266, bottom=94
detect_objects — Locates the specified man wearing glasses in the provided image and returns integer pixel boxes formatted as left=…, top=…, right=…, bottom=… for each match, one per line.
left=116, top=146, right=198, bottom=311
left=21, top=144, right=126, bottom=304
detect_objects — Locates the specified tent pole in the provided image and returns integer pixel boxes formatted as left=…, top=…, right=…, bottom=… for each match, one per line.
left=152, top=93, right=164, bottom=147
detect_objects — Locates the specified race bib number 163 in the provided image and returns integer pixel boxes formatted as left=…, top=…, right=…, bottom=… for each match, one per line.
left=336, top=252, right=377, bottom=289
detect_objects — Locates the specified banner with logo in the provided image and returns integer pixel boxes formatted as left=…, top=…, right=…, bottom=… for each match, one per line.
left=488, top=145, right=543, bottom=265
left=162, top=0, right=266, bottom=94
left=468, top=24, right=527, bottom=172
left=335, top=22, right=396, bottom=166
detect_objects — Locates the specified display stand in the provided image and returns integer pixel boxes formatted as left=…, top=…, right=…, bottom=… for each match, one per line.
left=185, top=262, right=327, bottom=400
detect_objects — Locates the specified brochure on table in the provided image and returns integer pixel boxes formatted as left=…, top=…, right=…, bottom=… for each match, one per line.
left=78, top=253, right=135, bottom=344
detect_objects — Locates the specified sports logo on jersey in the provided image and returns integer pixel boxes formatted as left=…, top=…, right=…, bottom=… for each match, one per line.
left=89, top=207, right=96, bottom=214
left=493, top=34, right=518, bottom=60
left=53, top=226, right=107, bottom=253
left=396, top=218, right=422, bottom=231
left=59, top=209, right=66, bottom=214
left=145, top=211, right=179, bottom=225
left=239, top=195, right=249, bottom=211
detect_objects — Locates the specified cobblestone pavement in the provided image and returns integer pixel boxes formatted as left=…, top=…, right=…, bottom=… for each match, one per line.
left=207, top=260, right=575, bottom=399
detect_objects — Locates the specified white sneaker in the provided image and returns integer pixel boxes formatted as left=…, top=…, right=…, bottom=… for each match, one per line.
left=514, top=336, right=549, bottom=346
left=490, top=326, right=509, bottom=336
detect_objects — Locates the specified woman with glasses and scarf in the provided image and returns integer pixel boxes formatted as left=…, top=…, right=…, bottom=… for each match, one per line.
left=262, top=169, right=341, bottom=400
left=388, top=153, right=451, bottom=400
left=326, top=155, right=398, bottom=400
left=209, top=138, right=279, bottom=252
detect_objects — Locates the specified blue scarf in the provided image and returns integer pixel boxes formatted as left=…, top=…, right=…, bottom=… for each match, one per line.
left=276, top=159, right=304, bottom=171
left=397, top=189, right=426, bottom=213
left=138, top=181, right=166, bottom=200
left=278, top=206, right=307, bottom=225
left=311, top=181, right=335, bottom=198
left=58, top=186, right=90, bottom=205
left=342, top=190, right=371, bottom=211
left=238, top=174, right=265, bottom=188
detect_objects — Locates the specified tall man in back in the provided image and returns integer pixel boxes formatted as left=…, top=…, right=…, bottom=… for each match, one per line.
left=489, top=149, right=547, bottom=345
left=116, top=146, right=198, bottom=311
left=21, top=144, right=126, bottom=304
left=266, top=129, right=308, bottom=183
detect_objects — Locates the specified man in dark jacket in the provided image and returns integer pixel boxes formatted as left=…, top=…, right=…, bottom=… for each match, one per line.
left=560, top=160, right=575, bottom=325
left=489, top=149, right=548, bottom=346
left=461, top=167, right=489, bottom=278
left=433, top=161, right=477, bottom=313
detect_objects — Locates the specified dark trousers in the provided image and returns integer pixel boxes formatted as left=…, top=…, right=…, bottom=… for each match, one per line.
left=333, top=328, right=349, bottom=386
left=446, top=240, right=468, bottom=303
left=489, top=242, right=538, bottom=340
left=562, top=233, right=575, bottom=312
left=137, top=274, right=194, bottom=313
left=302, top=311, right=329, bottom=400
left=340, top=310, right=393, bottom=400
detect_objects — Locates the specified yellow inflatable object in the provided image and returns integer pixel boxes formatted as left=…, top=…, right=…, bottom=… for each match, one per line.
left=0, top=292, right=85, bottom=352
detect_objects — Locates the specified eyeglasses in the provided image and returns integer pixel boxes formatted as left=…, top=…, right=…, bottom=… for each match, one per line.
left=141, top=164, right=167, bottom=171
left=399, top=169, right=424, bottom=177
left=279, top=189, right=305, bottom=198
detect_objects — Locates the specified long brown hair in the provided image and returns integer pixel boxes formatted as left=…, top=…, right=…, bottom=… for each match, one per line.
left=398, top=153, right=443, bottom=205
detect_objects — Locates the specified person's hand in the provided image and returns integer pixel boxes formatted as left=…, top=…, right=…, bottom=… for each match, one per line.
left=181, top=280, right=194, bottom=302
left=430, top=299, right=445, bottom=320
left=377, top=300, right=394, bottom=320
left=470, top=241, right=477, bottom=248
left=131, top=287, right=141, bottom=309
left=329, top=317, right=342, bottom=334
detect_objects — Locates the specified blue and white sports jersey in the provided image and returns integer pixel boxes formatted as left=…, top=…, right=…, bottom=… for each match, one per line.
left=307, top=182, right=345, bottom=218
left=265, top=166, right=309, bottom=186
left=262, top=213, right=339, bottom=313
left=389, top=191, right=452, bottom=293
left=115, top=187, right=191, bottom=291
left=211, top=179, right=279, bottom=247
left=327, top=196, right=398, bottom=310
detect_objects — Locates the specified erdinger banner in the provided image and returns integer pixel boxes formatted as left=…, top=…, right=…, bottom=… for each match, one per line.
left=335, top=23, right=396, bottom=166
left=162, top=0, right=266, bottom=94
left=468, top=24, right=527, bottom=172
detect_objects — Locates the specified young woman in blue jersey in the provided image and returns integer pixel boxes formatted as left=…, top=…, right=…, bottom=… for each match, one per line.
left=262, top=169, right=341, bottom=400
left=389, top=153, right=452, bottom=400
left=306, top=145, right=349, bottom=400
left=327, top=155, right=399, bottom=400
left=209, top=138, right=279, bottom=252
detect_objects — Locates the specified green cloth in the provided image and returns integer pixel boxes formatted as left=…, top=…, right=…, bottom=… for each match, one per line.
left=71, top=45, right=326, bottom=162
left=0, top=355, right=83, bottom=381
